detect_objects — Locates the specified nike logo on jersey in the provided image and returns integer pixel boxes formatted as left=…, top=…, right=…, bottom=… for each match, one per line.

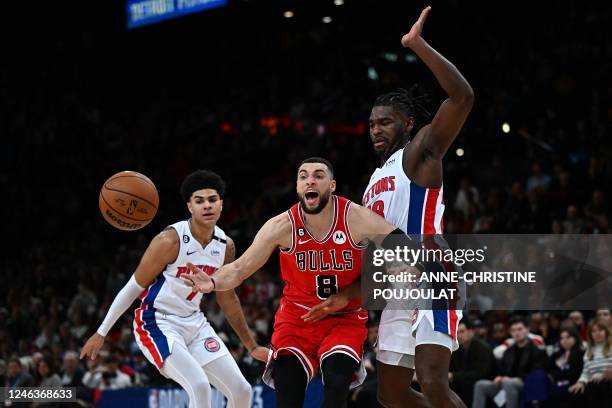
left=297, top=239, right=312, bottom=245
left=186, top=250, right=197, bottom=255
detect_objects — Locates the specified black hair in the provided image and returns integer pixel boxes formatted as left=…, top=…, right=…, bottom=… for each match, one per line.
left=299, top=157, right=334, bottom=178
left=180, top=170, right=226, bottom=202
left=460, top=319, right=474, bottom=330
left=373, top=87, right=431, bottom=130
left=508, top=316, right=528, bottom=328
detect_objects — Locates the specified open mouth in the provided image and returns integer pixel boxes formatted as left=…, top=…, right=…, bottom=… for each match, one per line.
left=304, top=191, right=319, bottom=206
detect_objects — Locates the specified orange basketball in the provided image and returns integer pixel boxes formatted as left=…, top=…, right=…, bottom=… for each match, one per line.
left=99, top=171, right=159, bottom=231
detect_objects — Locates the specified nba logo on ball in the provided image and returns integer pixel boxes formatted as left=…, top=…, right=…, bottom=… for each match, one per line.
left=204, top=337, right=220, bottom=352
left=333, top=231, right=346, bottom=244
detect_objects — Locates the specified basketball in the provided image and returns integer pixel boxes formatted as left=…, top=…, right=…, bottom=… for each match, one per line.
left=99, top=171, right=159, bottom=231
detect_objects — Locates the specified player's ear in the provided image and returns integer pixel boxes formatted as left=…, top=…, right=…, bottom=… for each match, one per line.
left=330, top=179, right=336, bottom=193
left=405, top=116, right=415, bottom=133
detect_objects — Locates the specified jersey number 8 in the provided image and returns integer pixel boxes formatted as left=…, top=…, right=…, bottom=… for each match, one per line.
left=316, top=275, right=338, bottom=299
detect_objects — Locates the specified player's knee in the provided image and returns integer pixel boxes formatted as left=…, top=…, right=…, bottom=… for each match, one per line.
left=419, top=375, right=448, bottom=394
left=192, top=377, right=212, bottom=402
left=377, top=386, right=413, bottom=408
left=231, top=378, right=252, bottom=407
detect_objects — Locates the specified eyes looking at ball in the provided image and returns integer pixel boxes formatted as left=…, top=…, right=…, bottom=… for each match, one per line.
left=296, top=163, right=336, bottom=215
left=187, top=189, right=223, bottom=227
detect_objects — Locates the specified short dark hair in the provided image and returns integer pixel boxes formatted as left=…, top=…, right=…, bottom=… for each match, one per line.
left=299, top=157, right=334, bottom=178
left=508, top=316, right=527, bottom=329
left=180, top=170, right=226, bottom=202
left=459, top=319, right=474, bottom=330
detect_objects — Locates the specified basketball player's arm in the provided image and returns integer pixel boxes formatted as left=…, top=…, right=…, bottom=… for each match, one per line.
left=215, top=237, right=270, bottom=362
left=402, top=6, right=474, bottom=160
left=184, top=214, right=290, bottom=292
left=80, top=229, right=179, bottom=360
left=303, top=205, right=398, bottom=322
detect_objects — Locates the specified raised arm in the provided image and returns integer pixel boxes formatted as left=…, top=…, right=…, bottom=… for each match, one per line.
left=183, top=213, right=291, bottom=292
left=403, top=6, right=474, bottom=161
left=215, top=236, right=270, bottom=362
left=80, top=229, right=178, bottom=360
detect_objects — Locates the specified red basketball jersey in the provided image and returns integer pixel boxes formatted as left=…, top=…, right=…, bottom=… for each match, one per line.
left=279, top=195, right=367, bottom=311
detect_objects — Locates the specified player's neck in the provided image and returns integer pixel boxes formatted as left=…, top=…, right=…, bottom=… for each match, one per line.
left=188, top=218, right=214, bottom=246
left=302, top=200, right=335, bottom=239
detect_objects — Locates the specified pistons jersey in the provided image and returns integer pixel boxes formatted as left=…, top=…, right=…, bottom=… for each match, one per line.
left=137, top=220, right=227, bottom=317
left=362, top=149, right=444, bottom=234
left=279, top=195, right=367, bottom=311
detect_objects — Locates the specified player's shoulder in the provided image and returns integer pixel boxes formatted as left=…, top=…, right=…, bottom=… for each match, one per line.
left=347, top=201, right=372, bottom=220
left=154, top=226, right=181, bottom=247
left=265, top=212, right=293, bottom=232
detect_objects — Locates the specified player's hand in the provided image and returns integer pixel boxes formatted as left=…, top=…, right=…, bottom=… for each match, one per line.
left=80, top=333, right=105, bottom=360
left=250, top=345, right=270, bottom=363
left=568, top=382, right=585, bottom=394
left=591, top=373, right=604, bottom=383
left=301, top=293, right=349, bottom=323
left=401, top=6, right=431, bottom=48
left=181, top=262, right=215, bottom=293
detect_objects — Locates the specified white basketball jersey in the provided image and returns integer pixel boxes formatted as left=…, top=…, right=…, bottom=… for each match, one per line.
left=138, top=220, right=227, bottom=317
left=362, top=149, right=444, bottom=234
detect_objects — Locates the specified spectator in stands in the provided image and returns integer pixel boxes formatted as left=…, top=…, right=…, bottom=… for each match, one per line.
left=527, top=162, right=552, bottom=193
left=546, top=327, right=584, bottom=407
left=473, top=317, right=547, bottom=408
left=82, top=355, right=131, bottom=390
left=60, top=350, right=84, bottom=387
left=595, top=308, right=611, bottom=328
left=568, top=319, right=612, bottom=404
left=0, top=359, right=6, bottom=386
left=5, top=357, right=33, bottom=388
left=568, top=311, right=587, bottom=341
left=449, top=320, right=495, bottom=406
left=35, top=356, right=62, bottom=387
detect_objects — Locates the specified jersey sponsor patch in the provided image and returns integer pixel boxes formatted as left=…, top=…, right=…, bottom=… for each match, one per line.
left=204, top=337, right=220, bottom=352
left=332, top=230, right=346, bottom=244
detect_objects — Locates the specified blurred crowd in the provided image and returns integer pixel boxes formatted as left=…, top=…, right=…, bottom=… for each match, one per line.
left=1, top=0, right=611, bottom=406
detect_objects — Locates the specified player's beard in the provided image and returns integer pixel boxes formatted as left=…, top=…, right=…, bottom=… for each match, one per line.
left=300, top=190, right=331, bottom=215
left=378, top=133, right=410, bottom=163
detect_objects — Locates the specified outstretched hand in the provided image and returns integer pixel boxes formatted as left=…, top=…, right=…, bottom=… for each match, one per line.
left=80, top=333, right=105, bottom=360
left=250, top=346, right=270, bottom=363
left=180, top=262, right=215, bottom=293
left=301, top=294, right=349, bottom=323
left=401, top=6, right=431, bottom=48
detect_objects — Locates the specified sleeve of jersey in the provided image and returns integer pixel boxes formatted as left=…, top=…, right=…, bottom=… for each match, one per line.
left=97, top=275, right=145, bottom=336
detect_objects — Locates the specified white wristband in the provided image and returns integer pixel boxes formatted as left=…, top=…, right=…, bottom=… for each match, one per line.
left=97, top=275, right=145, bottom=336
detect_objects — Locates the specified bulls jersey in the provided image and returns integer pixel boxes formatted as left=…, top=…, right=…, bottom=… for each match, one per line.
left=362, top=149, right=444, bottom=234
left=137, top=220, right=227, bottom=317
left=279, top=195, right=366, bottom=311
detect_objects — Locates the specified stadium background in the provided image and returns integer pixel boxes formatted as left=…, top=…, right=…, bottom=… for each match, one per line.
left=1, top=0, right=610, bottom=406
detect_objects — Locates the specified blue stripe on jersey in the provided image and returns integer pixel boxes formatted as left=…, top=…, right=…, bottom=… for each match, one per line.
left=142, top=309, right=170, bottom=359
left=407, top=183, right=426, bottom=233
left=143, top=274, right=166, bottom=307
left=433, top=309, right=449, bottom=334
